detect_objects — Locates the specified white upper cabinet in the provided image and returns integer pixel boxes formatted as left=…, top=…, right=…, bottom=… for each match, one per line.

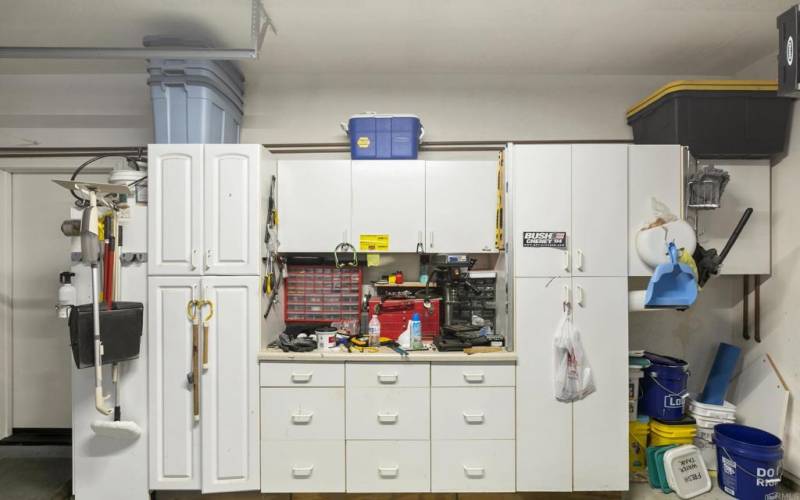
left=204, top=145, right=263, bottom=276
left=693, top=161, right=771, bottom=275
left=148, top=144, right=204, bottom=275
left=351, top=160, right=426, bottom=252
left=572, top=145, right=628, bottom=277
left=426, top=160, right=498, bottom=253
left=149, top=144, right=272, bottom=276
left=277, top=160, right=352, bottom=253
left=628, top=145, right=685, bottom=276
left=512, top=145, right=572, bottom=277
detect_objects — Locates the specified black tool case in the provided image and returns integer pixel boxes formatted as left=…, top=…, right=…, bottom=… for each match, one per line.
left=626, top=80, right=793, bottom=161
left=68, top=301, right=143, bottom=369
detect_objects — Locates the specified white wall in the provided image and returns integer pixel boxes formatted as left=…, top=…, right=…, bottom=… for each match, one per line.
left=735, top=53, right=800, bottom=475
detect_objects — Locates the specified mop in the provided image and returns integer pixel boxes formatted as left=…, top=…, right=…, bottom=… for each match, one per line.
left=81, top=193, right=141, bottom=439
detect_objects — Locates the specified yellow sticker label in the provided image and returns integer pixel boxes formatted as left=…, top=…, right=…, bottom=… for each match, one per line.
left=359, top=234, right=389, bottom=252
left=357, top=136, right=371, bottom=148
left=366, top=254, right=381, bottom=267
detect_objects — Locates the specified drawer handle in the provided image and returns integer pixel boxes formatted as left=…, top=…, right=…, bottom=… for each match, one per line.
left=291, top=465, right=314, bottom=478
left=377, top=412, right=399, bottom=424
left=462, top=372, right=485, bottom=383
left=463, top=465, right=485, bottom=478
left=377, top=372, right=399, bottom=384
left=462, top=411, right=486, bottom=424
left=378, top=465, right=399, bottom=478
left=291, top=411, right=314, bottom=424
left=290, top=372, right=313, bottom=383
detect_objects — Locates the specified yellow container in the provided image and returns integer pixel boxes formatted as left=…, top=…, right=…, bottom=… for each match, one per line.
left=650, top=419, right=697, bottom=446
left=629, top=420, right=650, bottom=474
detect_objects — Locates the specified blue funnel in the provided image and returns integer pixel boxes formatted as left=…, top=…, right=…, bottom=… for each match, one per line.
left=644, top=242, right=697, bottom=310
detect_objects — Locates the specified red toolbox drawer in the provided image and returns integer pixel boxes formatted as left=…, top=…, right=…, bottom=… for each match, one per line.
left=368, top=298, right=441, bottom=341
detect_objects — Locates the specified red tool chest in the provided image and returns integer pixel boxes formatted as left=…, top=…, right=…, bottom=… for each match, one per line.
left=367, top=297, right=441, bottom=341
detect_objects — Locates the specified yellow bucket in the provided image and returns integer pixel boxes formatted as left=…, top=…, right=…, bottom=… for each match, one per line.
left=629, top=420, right=650, bottom=474
left=650, top=419, right=696, bottom=446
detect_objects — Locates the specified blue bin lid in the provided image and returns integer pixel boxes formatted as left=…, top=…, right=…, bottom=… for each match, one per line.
left=348, top=112, right=420, bottom=120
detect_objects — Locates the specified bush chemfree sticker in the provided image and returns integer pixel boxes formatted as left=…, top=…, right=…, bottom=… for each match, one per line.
left=522, top=231, right=566, bottom=248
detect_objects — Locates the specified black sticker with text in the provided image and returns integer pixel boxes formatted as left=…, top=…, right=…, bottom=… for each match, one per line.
left=522, top=231, right=566, bottom=248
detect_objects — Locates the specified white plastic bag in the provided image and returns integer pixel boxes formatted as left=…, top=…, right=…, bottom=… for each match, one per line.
left=641, top=197, right=679, bottom=230
left=553, top=311, right=596, bottom=402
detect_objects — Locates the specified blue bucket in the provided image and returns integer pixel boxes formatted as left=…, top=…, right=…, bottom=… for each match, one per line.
left=639, top=353, right=689, bottom=421
left=715, top=424, right=783, bottom=499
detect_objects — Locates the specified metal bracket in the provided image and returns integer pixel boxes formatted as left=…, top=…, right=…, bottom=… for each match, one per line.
left=0, top=0, right=276, bottom=60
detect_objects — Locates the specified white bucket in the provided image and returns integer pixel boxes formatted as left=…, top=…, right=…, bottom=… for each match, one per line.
left=688, top=398, right=736, bottom=420
left=693, top=436, right=718, bottom=471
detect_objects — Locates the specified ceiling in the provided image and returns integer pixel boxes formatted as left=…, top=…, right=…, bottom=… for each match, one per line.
left=0, top=0, right=794, bottom=77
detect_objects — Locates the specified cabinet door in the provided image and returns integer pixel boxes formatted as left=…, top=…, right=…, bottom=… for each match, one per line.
left=426, top=160, right=497, bottom=253
left=628, top=145, right=685, bottom=276
left=572, top=277, right=628, bottom=491
left=277, top=160, right=352, bottom=253
left=203, top=145, right=263, bottom=275
left=572, top=145, right=628, bottom=277
left=696, top=161, right=770, bottom=275
left=512, top=145, right=572, bottom=277
left=352, top=160, right=426, bottom=252
left=515, top=277, right=572, bottom=491
left=200, top=276, right=261, bottom=493
left=148, top=277, right=201, bottom=490
left=148, top=145, right=204, bottom=275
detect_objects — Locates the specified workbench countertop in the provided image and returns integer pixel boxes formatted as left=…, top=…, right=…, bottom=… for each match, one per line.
left=258, top=347, right=517, bottom=363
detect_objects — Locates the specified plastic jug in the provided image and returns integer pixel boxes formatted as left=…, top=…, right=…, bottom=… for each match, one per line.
left=368, top=315, right=381, bottom=348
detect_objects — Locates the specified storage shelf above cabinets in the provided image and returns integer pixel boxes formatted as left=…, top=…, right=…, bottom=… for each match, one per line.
left=276, top=159, right=500, bottom=254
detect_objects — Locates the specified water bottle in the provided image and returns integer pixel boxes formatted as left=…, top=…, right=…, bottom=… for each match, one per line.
left=410, top=312, right=423, bottom=349
left=368, top=314, right=381, bottom=348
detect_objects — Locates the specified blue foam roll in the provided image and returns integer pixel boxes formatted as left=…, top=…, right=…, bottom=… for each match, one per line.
left=700, top=342, right=741, bottom=405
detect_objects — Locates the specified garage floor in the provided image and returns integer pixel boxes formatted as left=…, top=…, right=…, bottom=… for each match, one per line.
left=0, top=445, right=71, bottom=500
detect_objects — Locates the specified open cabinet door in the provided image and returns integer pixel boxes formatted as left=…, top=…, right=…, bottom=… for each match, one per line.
left=200, top=276, right=261, bottom=493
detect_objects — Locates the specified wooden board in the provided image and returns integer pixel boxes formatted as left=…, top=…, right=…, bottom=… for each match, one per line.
left=731, top=354, right=789, bottom=439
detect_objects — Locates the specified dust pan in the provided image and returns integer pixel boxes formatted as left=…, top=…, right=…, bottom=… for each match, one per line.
left=645, top=242, right=697, bottom=310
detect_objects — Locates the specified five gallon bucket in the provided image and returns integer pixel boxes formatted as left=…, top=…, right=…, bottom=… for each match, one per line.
left=714, top=423, right=783, bottom=499
left=639, top=353, right=689, bottom=421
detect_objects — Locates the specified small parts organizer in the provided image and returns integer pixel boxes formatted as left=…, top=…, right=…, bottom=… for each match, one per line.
left=284, top=265, right=362, bottom=323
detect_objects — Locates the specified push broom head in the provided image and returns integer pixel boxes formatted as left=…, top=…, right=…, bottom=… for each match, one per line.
left=91, top=420, right=142, bottom=440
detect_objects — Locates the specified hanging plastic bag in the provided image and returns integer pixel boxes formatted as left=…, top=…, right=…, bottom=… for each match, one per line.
left=641, top=197, right=678, bottom=230
left=553, top=310, right=596, bottom=402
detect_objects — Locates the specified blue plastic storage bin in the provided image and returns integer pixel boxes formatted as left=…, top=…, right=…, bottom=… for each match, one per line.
left=149, top=76, right=243, bottom=144
left=343, top=113, right=424, bottom=159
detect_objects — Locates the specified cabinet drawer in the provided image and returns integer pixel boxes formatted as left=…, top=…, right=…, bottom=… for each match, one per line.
left=431, top=363, right=515, bottom=387
left=346, top=388, right=429, bottom=440
left=346, top=441, right=430, bottom=492
left=260, top=388, right=344, bottom=440
left=431, top=440, right=515, bottom=492
left=346, top=363, right=429, bottom=388
left=261, top=440, right=345, bottom=493
left=260, top=362, right=344, bottom=387
left=431, top=387, right=515, bottom=440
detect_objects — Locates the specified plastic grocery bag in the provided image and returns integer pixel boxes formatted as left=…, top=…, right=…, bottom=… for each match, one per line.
left=553, top=311, right=596, bottom=402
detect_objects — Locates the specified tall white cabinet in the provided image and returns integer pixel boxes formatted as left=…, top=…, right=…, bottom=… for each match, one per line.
left=511, top=144, right=628, bottom=492
left=147, top=144, right=272, bottom=493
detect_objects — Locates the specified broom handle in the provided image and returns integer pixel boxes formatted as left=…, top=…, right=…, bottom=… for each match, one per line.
left=718, top=208, right=753, bottom=265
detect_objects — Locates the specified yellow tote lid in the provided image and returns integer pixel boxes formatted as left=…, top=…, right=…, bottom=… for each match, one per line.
left=626, top=79, right=779, bottom=119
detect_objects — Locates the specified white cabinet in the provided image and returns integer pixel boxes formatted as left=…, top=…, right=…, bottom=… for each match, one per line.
left=432, top=440, right=515, bottom=493
left=149, top=144, right=273, bottom=276
left=693, top=160, right=771, bottom=275
left=571, top=277, right=628, bottom=491
left=431, top=387, right=515, bottom=440
left=277, top=160, right=352, bottom=253
left=426, top=160, right=498, bottom=253
left=514, top=277, right=573, bottom=492
left=149, top=276, right=261, bottom=493
left=512, top=144, right=628, bottom=278
left=628, top=145, right=686, bottom=276
left=346, top=441, right=431, bottom=493
left=261, top=440, right=345, bottom=493
left=351, top=160, right=426, bottom=252
left=148, top=145, right=204, bottom=276
left=512, top=145, right=571, bottom=277
left=571, top=145, right=628, bottom=277
left=346, top=388, right=430, bottom=440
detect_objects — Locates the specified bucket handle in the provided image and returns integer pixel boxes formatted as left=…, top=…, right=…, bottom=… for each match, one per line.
left=340, top=122, right=349, bottom=136
left=648, top=371, right=690, bottom=399
left=718, top=445, right=782, bottom=486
